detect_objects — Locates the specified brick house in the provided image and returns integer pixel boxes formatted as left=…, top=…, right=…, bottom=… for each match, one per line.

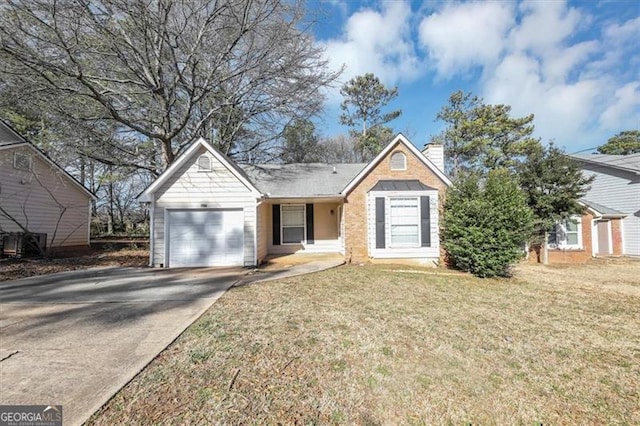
left=529, top=200, right=626, bottom=264
left=138, top=134, right=450, bottom=267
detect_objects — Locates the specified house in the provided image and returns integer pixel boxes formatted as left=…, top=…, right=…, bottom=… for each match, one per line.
left=569, top=153, right=640, bottom=257
left=0, top=120, right=95, bottom=254
left=529, top=200, right=627, bottom=264
left=137, top=134, right=451, bottom=268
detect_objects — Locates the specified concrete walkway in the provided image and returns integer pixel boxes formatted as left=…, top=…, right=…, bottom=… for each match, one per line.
left=237, top=257, right=345, bottom=286
left=0, top=267, right=243, bottom=426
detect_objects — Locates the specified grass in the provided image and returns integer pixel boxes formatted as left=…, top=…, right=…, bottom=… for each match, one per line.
left=88, top=258, right=640, bottom=425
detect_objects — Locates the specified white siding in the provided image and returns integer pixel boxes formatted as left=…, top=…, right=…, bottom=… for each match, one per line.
left=152, top=146, right=257, bottom=266
left=0, top=146, right=91, bottom=248
left=367, top=190, right=440, bottom=260
left=580, top=164, right=640, bottom=256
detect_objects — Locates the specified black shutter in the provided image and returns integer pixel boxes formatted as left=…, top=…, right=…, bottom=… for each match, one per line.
left=272, top=204, right=281, bottom=245
left=421, top=196, right=431, bottom=247
left=306, top=203, right=314, bottom=244
left=375, top=197, right=385, bottom=249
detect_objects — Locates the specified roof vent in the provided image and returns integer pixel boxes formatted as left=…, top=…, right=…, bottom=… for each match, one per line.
left=332, top=166, right=337, bottom=174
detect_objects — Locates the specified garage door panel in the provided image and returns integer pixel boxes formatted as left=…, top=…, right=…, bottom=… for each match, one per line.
left=167, top=209, right=244, bottom=267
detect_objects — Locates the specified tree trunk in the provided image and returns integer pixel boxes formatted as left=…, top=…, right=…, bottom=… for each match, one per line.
left=543, top=231, right=549, bottom=265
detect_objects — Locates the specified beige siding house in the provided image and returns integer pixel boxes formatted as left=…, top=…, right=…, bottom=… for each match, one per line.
left=0, top=121, right=94, bottom=253
left=139, top=134, right=451, bottom=268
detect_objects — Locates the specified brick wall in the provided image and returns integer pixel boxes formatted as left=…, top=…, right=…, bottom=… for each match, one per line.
left=611, top=218, right=624, bottom=256
left=343, top=140, right=448, bottom=263
left=528, top=212, right=594, bottom=264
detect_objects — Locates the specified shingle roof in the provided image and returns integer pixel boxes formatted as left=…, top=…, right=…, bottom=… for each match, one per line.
left=369, top=179, right=437, bottom=191
left=569, top=153, right=640, bottom=174
left=580, top=199, right=627, bottom=217
left=239, top=163, right=366, bottom=197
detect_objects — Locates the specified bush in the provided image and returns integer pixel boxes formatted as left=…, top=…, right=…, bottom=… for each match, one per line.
left=442, top=169, right=534, bottom=278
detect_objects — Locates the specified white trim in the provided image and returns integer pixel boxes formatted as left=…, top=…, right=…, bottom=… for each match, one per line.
left=607, top=220, right=613, bottom=255
left=280, top=204, right=306, bottom=245
left=149, top=201, right=155, bottom=266
left=254, top=200, right=260, bottom=265
left=591, top=219, right=597, bottom=257
left=138, top=138, right=261, bottom=202
left=341, top=134, right=451, bottom=195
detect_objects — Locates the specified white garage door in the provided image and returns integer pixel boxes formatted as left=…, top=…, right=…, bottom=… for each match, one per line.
left=167, top=209, right=244, bottom=267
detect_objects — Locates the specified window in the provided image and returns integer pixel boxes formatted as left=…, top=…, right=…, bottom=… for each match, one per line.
left=197, top=154, right=211, bottom=171
left=548, top=217, right=582, bottom=249
left=281, top=205, right=305, bottom=244
left=13, top=152, right=32, bottom=170
left=390, top=197, right=419, bottom=246
left=390, top=152, right=406, bottom=170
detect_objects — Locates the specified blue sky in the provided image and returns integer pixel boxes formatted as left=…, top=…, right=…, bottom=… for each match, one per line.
left=309, top=0, right=640, bottom=153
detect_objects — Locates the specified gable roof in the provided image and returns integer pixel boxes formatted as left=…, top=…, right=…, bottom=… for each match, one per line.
left=137, top=137, right=261, bottom=202
left=0, top=120, right=96, bottom=200
left=240, top=163, right=365, bottom=198
left=569, top=153, right=640, bottom=175
left=580, top=199, right=627, bottom=218
left=341, top=134, right=452, bottom=195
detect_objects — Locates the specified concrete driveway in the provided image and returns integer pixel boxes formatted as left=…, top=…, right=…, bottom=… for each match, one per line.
left=0, top=266, right=244, bottom=426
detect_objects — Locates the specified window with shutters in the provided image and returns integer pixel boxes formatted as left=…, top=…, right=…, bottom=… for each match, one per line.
left=390, top=152, right=406, bottom=170
left=281, top=204, right=305, bottom=244
left=197, top=154, right=211, bottom=171
left=389, top=197, right=419, bottom=246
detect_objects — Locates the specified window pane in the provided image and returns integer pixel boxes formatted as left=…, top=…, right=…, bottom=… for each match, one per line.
left=282, top=205, right=304, bottom=226
left=565, top=220, right=578, bottom=232
left=283, top=227, right=304, bottom=244
left=391, top=225, right=419, bottom=245
left=566, top=233, right=578, bottom=245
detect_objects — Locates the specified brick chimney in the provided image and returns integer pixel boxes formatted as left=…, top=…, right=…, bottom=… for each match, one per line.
left=422, top=143, right=444, bottom=173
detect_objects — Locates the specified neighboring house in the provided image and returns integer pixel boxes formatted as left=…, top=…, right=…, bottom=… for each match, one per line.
left=569, top=153, right=640, bottom=257
left=530, top=200, right=627, bottom=264
left=0, top=120, right=95, bottom=254
left=138, top=134, right=451, bottom=268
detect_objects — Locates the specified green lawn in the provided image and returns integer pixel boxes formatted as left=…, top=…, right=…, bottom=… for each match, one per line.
left=89, top=259, right=640, bottom=425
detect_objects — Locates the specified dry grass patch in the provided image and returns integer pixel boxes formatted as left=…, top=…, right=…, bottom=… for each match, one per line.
left=0, top=248, right=149, bottom=281
left=89, top=261, right=640, bottom=425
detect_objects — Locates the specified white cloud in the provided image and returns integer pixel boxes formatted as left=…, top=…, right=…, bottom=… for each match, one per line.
left=418, top=0, right=639, bottom=148
left=507, top=0, right=584, bottom=56
left=319, top=1, right=421, bottom=90
left=418, top=1, right=514, bottom=75
left=600, top=82, right=640, bottom=130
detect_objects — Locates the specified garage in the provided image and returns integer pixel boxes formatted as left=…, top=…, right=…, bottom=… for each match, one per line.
left=167, top=209, right=244, bottom=267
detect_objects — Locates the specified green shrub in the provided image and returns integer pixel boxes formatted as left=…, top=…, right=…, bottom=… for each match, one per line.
left=442, top=169, right=534, bottom=278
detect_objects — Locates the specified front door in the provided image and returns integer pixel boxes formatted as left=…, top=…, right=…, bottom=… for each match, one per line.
left=597, top=220, right=611, bottom=256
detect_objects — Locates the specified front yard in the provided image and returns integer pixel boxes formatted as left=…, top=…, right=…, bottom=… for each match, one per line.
left=89, top=259, right=639, bottom=424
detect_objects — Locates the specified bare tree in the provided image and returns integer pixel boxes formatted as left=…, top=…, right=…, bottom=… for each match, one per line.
left=0, top=0, right=341, bottom=174
left=317, top=134, right=363, bottom=163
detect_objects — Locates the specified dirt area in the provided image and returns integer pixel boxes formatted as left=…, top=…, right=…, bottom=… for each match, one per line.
left=89, top=258, right=640, bottom=425
left=0, top=248, right=149, bottom=282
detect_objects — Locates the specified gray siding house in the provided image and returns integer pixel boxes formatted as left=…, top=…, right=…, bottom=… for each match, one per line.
left=570, top=153, right=640, bottom=256
left=0, top=121, right=94, bottom=252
